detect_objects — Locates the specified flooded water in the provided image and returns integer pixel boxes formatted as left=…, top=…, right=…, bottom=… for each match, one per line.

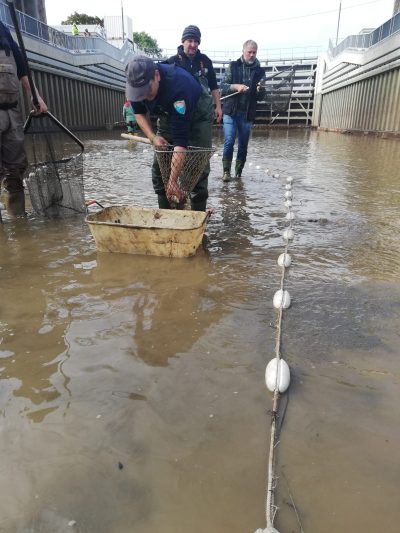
left=1, top=129, right=399, bottom=533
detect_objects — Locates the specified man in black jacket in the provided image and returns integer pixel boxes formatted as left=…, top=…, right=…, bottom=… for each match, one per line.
left=0, top=21, right=47, bottom=217
left=167, top=25, right=222, bottom=123
left=220, top=40, right=265, bottom=181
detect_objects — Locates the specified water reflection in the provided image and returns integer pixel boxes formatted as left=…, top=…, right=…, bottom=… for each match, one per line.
left=90, top=252, right=220, bottom=366
left=0, top=219, right=71, bottom=422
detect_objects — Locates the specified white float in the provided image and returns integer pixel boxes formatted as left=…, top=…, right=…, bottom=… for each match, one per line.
left=255, top=528, right=280, bottom=533
left=286, top=176, right=293, bottom=183
left=277, top=253, right=292, bottom=267
left=286, top=211, right=295, bottom=220
left=285, top=184, right=292, bottom=190
left=284, top=191, right=292, bottom=199
left=273, top=289, right=291, bottom=309
left=284, top=199, right=292, bottom=208
left=265, top=358, right=290, bottom=393
left=282, top=228, right=294, bottom=240
left=256, top=165, right=261, bottom=169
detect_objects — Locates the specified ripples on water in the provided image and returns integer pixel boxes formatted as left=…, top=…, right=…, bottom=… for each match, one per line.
left=81, top=129, right=400, bottom=284
left=1, top=129, right=400, bottom=533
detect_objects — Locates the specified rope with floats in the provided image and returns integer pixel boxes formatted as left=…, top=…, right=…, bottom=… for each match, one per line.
left=255, top=174, right=294, bottom=533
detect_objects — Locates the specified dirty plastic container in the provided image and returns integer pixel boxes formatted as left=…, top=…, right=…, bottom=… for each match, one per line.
left=86, top=206, right=210, bottom=258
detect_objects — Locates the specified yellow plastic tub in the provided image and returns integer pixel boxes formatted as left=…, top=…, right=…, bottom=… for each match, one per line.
left=86, top=206, right=210, bottom=258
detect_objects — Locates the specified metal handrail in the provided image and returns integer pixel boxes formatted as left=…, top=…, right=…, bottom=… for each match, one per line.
left=0, top=0, right=138, bottom=63
left=330, top=12, right=400, bottom=58
left=162, top=46, right=322, bottom=62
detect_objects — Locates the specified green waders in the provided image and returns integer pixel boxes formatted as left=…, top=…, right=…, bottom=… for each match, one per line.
left=0, top=107, right=28, bottom=217
left=151, top=87, right=213, bottom=211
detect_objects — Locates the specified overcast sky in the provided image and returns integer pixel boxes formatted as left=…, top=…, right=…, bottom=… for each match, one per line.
left=45, top=0, right=395, bottom=55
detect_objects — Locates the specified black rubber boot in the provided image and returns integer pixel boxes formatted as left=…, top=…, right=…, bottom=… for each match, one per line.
left=157, top=194, right=171, bottom=209
left=5, top=190, right=26, bottom=217
left=235, top=160, right=245, bottom=178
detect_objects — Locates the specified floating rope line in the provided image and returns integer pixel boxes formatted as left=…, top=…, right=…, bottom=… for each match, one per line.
left=255, top=175, right=294, bottom=533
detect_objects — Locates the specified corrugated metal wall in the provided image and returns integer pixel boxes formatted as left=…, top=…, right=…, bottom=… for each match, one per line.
left=320, top=68, right=400, bottom=133
left=21, top=69, right=125, bottom=131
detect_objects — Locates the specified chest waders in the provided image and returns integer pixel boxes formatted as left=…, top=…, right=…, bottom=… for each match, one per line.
left=0, top=47, right=20, bottom=107
left=0, top=44, right=28, bottom=216
left=152, top=77, right=214, bottom=211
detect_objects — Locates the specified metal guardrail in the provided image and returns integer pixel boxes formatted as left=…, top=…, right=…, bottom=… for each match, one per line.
left=0, top=0, right=137, bottom=63
left=330, top=12, right=400, bottom=57
left=162, top=46, right=322, bottom=62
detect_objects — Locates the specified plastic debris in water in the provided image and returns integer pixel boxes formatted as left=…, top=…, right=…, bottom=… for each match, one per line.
left=284, top=190, right=292, bottom=199
left=286, top=211, right=295, bottom=220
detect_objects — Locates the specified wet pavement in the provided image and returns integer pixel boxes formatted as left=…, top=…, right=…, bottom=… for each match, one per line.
left=0, top=129, right=399, bottom=532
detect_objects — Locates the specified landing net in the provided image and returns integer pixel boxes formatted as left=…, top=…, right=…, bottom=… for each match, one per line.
left=261, top=66, right=297, bottom=113
left=154, top=145, right=215, bottom=204
left=24, top=112, right=85, bottom=217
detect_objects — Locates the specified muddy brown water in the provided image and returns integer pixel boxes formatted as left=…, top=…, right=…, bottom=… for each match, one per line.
left=1, top=129, right=399, bottom=533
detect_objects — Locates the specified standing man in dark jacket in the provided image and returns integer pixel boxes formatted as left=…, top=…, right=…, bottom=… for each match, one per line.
left=0, top=21, right=47, bottom=217
left=126, top=55, right=213, bottom=210
left=167, top=25, right=222, bottom=123
left=220, top=40, right=265, bottom=181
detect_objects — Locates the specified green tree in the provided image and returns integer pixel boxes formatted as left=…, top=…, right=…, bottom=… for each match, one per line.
left=62, top=12, right=104, bottom=27
left=133, top=31, right=162, bottom=57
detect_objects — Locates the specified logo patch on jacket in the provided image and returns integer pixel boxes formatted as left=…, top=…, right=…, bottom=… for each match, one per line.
left=173, top=100, right=186, bottom=115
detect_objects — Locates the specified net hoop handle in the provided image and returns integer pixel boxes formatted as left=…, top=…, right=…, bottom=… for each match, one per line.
left=24, top=111, right=84, bottom=154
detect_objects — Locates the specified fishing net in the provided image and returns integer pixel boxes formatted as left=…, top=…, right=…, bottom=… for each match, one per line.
left=154, top=145, right=215, bottom=205
left=261, top=66, right=297, bottom=113
left=24, top=112, right=85, bottom=217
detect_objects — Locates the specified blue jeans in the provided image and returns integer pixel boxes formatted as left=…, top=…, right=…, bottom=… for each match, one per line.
left=222, top=112, right=252, bottom=163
